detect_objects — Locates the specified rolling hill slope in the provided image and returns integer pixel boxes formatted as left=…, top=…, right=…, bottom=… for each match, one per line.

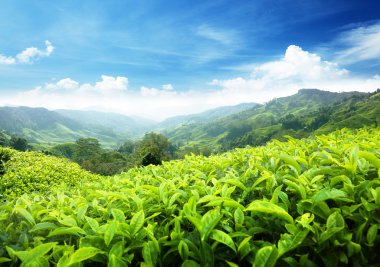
left=161, top=89, right=377, bottom=153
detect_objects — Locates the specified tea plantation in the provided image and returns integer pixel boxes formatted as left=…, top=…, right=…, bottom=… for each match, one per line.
left=0, top=128, right=379, bottom=266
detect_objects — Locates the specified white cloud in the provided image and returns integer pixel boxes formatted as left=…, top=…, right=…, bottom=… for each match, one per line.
left=0, top=54, right=16, bottom=65
left=95, top=75, right=128, bottom=92
left=336, top=22, right=380, bottom=64
left=0, top=40, right=54, bottom=65
left=162, top=84, right=174, bottom=90
left=46, top=78, right=79, bottom=90
left=2, top=45, right=379, bottom=121
left=210, top=45, right=380, bottom=103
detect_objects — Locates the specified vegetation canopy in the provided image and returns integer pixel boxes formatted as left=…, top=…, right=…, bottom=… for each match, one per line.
left=0, top=128, right=379, bottom=266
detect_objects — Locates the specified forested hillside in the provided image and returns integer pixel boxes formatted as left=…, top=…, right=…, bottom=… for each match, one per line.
left=162, top=89, right=379, bottom=154
left=0, top=107, right=140, bottom=148
left=0, top=128, right=379, bottom=266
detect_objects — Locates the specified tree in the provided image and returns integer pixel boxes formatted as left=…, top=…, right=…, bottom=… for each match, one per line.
left=280, top=114, right=304, bottom=130
left=10, top=136, right=29, bottom=151
left=136, top=132, right=174, bottom=166
left=50, top=143, right=77, bottom=159
left=82, top=151, right=128, bottom=176
left=0, top=131, right=9, bottom=147
left=117, top=140, right=136, bottom=155
left=73, top=138, right=102, bottom=164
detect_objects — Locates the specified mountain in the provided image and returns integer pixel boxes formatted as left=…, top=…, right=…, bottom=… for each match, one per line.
left=55, top=109, right=155, bottom=135
left=0, top=107, right=136, bottom=148
left=156, top=102, right=259, bottom=130
left=1, top=89, right=378, bottom=151
left=161, top=89, right=377, bottom=154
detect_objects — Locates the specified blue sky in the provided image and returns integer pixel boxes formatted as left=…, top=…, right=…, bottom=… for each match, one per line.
left=0, top=0, right=380, bottom=120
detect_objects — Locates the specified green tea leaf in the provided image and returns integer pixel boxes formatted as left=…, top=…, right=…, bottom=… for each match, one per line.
left=210, top=229, right=236, bottom=252
left=111, top=208, right=125, bottom=223
left=279, top=154, right=301, bottom=175
left=68, top=247, right=102, bottom=265
left=367, top=224, right=377, bottom=246
left=13, top=206, right=35, bottom=225
left=253, top=245, right=278, bottom=267
left=0, top=257, right=11, bottom=264
left=85, top=216, right=99, bottom=233
left=48, top=226, right=86, bottom=237
left=311, top=188, right=348, bottom=206
left=178, top=240, right=189, bottom=260
left=104, top=220, right=118, bottom=246
left=245, top=200, right=293, bottom=223
left=201, top=209, right=222, bottom=241
left=234, top=208, right=244, bottom=226
left=181, top=260, right=201, bottom=267
left=29, top=222, right=57, bottom=232
left=129, top=210, right=145, bottom=237
left=278, top=229, right=309, bottom=257
left=142, top=240, right=158, bottom=266
left=358, top=151, right=380, bottom=168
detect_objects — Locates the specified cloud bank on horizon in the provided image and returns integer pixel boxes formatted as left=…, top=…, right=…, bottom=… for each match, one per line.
left=0, top=1, right=380, bottom=120
left=3, top=41, right=380, bottom=120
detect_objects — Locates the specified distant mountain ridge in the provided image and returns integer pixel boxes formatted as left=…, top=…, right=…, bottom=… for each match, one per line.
left=0, top=89, right=378, bottom=150
left=160, top=89, right=377, bottom=153
left=0, top=107, right=135, bottom=147
left=156, top=102, right=259, bottom=130
left=0, top=101, right=258, bottom=148
left=55, top=109, right=155, bottom=135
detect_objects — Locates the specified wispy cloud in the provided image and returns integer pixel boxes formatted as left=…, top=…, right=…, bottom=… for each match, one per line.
left=196, top=24, right=237, bottom=46
left=0, top=40, right=54, bottom=65
left=336, top=22, right=380, bottom=64
left=2, top=45, right=379, bottom=120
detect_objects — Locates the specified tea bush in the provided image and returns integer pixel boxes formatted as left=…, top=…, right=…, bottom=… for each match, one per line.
left=0, top=128, right=379, bottom=266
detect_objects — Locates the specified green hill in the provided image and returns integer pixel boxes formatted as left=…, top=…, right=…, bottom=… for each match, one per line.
left=162, top=89, right=378, bottom=153
left=0, top=107, right=144, bottom=148
left=0, top=127, right=379, bottom=266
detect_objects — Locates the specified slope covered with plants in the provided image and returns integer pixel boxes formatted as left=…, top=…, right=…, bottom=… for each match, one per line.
left=162, top=89, right=379, bottom=154
left=0, top=128, right=379, bottom=266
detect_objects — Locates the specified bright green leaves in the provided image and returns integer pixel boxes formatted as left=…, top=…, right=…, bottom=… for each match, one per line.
left=209, top=229, right=236, bottom=252
left=200, top=209, right=222, bottom=241
left=57, top=247, right=102, bottom=267
left=234, top=208, right=244, bottom=227
left=358, top=151, right=380, bottom=169
left=311, top=188, right=349, bottom=206
left=178, top=240, right=190, bottom=260
left=108, top=242, right=128, bottom=267
left=253, top=245, right=278, bottom=267
left=13, top=206, right=35, bottom=225
left=319, top=211, right=345, bottom=244
left=47, top=226, right=86, bottom=237
left=104, top=220, right=118, bottom=246
left=129, top=210, right=145, bottom=237
left=142, top=240, right=159, bottom=266
left=1, top=128, right=380, bottom=266
left=245, top=200, right=294, bottom=223
left=85, top=216, right=99, bottom=232
left=6, top=242, right=56, bottom=267
left=366, top=224, right=378, bottom=246
left=278, top=229, right=309, bottom=257
left=278, top=154, right=302, bottom=175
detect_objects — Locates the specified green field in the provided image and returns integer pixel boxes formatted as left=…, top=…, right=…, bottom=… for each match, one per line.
left=1, top=128, right=379, bottom=266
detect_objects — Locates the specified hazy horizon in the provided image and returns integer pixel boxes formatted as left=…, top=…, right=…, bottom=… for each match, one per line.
left=1, top=1, right=380, bottom=120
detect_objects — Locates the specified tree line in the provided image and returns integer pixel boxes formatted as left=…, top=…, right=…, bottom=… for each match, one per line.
left=49, top=132, right=177, bottom=175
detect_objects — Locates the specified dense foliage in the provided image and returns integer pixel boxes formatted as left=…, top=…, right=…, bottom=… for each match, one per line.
left=0, top=147, right=99, bottom=197
left=0, top=128, right=379, bottom=266
left=50, top=133, right=177, bottom=175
